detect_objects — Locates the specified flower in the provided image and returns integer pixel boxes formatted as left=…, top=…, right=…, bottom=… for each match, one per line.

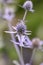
left=5, top=21, right=32, bottom=47
left=12, top=21, right=32, bottom=47
left=3, top=7, right=15, bottom=21
left=12, top=20, right=31, bottom=35
left=23, top=0, right=34, bottom=12
left=16, top=22, right=26, bottom=34
left=1, top=0, right=14, bottom=4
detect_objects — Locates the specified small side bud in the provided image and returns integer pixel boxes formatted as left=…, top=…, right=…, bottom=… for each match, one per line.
left=32, top=38, right=40, bottom=48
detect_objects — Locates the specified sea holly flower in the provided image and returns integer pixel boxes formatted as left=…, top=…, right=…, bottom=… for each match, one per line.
left=22, top=0, right=34, bottom=12
left=5, top=21, right=32, bottom=47
left=4, top=0, right=14, bottom=3
left=15, top=22, right=26, bottom=34
left=19, top=0, right=35, bottom=21
left=12, top=20, right=31, bottom=35
left=3, top=7, right=15, bottom=21
left=12, top=21, right=32, bottom=47
left=5, top=20, right=32, bottom=65
left=1, top=0, right=14, bottom=4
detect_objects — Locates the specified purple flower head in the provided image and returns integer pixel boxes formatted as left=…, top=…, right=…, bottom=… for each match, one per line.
left=23, top=0, right=34, bottom=12
left=12, top=20, right=31, bottom=35
left=16, top=22, right=26, bottom=34
left=1, top=0, right=14, bottom=4
left=3, top=7, right=15, bottom=21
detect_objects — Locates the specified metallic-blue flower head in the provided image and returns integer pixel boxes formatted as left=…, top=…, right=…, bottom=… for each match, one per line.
left=16, top=22, right=26, bottom=34
left=23, top=0, right=34, bottom=12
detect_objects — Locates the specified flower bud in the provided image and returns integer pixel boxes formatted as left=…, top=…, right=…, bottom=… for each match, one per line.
left=23, top=1, right=34, bottom=12
left=32, top=38, right=40, bottom=48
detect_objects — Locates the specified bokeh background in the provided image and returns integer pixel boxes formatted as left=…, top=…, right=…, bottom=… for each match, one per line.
left=0, top=0, right=43, bottom=65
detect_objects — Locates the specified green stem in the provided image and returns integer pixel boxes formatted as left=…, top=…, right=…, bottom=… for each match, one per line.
left=23, top=10, right=28, bottom=21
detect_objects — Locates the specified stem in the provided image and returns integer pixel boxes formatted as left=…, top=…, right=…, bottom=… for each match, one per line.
left=21, top=46, right=23, bottom=56
left=20, top=35, right=24, bottom=65
left=21, top=46, right=24, bottom=63
left=23, top=10, right=27, bottom=21
left=29, top=48, right=36, bottom=65
left=8, top=21, right=24, bottom=65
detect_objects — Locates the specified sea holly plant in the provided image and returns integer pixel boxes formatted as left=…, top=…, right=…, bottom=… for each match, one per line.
left=3, top=0, right=43, bottom=65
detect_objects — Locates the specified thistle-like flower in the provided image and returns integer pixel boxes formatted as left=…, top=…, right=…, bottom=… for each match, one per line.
left=12, top=20, right=31, bottom=35
left=3, top=7, right=15, bottom=21
left=1, top=0, right=14, bottom=4
left=12, top=21, right=32, bottom=46
left=15, top=22, right=26, bottom=34
left=5, top=21, right=32, bottom=47
left=23, top=0, right=34, bottom=12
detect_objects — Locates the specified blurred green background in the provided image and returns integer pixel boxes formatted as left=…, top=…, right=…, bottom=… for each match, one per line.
left=0, top=0, right=43, bottom=65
